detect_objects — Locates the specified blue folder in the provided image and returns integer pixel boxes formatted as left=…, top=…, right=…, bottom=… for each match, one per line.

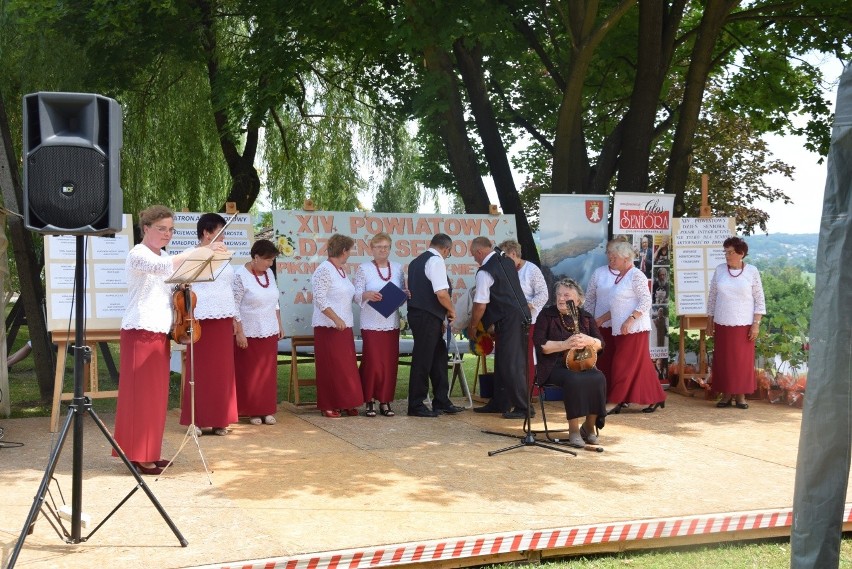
left=367, top=281, right=408, bottom=318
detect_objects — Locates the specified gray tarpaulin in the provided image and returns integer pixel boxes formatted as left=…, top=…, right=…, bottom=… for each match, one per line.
left=791, top=61, right=852, bottom=568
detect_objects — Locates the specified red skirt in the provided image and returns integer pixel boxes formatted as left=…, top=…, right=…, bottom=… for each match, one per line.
left=712, top=324, right=756, bottom=394
left=359, top=329, right=400, bottom=402
left=597, top=326, right=615, bottom=390
left=314, top=326, right=363, bottom=410
left=180, top=318, right=238, bottom=428
left=234, top=335, right=279, bottom=416
left=113, top=329, right=170, bottom=462
left=608, top=331, right=666, bottom=405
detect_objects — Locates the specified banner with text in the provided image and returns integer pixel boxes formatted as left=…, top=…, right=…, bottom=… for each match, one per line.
left=165, top=212, right=254, bottom=266
left=612, top=193, right=675, bottom=364
left=672, top=217, right=736, bottom=316
left=271, top=210, right=518, bottom=336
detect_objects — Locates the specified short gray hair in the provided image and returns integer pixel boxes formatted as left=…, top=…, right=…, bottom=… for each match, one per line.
left=554, top=278, right=585, bottom=306
left=609, top=240, right=635, bottom=260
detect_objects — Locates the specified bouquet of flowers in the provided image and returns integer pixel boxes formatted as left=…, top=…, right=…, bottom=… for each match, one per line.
left=465, top=322, right=494, bottom=356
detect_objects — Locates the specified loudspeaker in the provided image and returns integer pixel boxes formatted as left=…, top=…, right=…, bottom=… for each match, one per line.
left=23, top=92, right=123, bottom=235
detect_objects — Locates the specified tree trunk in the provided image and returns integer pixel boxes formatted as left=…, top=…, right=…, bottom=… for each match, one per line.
left=0, top=95, right=56, bottom=402
left=422, top=44, right=492, bottom=215
left=197, top=0, right=261, bottom=214
left=665, top=1, right=740, bottom=216
left=453, top=38, right=540, bottom=265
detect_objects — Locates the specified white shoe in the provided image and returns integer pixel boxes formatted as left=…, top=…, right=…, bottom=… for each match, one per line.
left=249, top=417, right=262, bottom=425
left=263, top=415, right=276, bottom=425
left=580, top=426, right=598, bottom=445
left=568, top=432, right=584, bottom=447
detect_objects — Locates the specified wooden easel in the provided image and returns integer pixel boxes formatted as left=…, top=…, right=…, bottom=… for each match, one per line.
left=673, top=174, right=712, bottom=396
left=50, top=330, right=120, bottom=431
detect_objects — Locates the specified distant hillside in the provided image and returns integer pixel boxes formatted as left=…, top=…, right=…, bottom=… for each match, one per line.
left=744, top=233, right=818, bottom=271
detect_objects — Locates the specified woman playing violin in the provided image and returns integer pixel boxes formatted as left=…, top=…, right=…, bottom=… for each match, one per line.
left=113, top=205, right=227, bottom=476
left=533, top=279, right=607, bottom=447
left=179, top=213, right=238, bottom=436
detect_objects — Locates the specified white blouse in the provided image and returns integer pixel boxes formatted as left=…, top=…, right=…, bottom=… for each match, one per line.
left=584, top=265, right=619, bottom=328
left=121, top=244, right=174, bottom=333
left=609, top=267, right=652, bottom=336
left=707, top=263, right=766, bottom=326
left=233, top=266, right=281, bottom=338
left=354, top=260, right=404, bottom=331
left=191, top=258, right=236, bottom=320
left=518, top=261, right=548, bottom=321
left=312, top=260, right=357, bottom=328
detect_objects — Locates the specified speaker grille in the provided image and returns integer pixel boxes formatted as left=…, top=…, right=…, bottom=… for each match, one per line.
left=26, top=146, right=109, bottom=230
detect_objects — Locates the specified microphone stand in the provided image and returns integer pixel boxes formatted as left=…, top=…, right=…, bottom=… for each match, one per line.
left=481, top=247, right=576, bottom=457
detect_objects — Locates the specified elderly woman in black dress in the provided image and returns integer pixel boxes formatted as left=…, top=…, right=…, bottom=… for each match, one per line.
left=533, top=278, right=607, bottom=446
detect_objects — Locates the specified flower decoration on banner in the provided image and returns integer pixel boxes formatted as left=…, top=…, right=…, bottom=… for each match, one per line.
left=398, top=310, right=410, bottom=335
left=276, top=235, right=295, bottom=257
left=465, top=322, right=494, bottom=356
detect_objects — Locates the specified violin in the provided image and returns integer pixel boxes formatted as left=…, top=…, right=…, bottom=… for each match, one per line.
left=170, top=285, right=201, bottom=345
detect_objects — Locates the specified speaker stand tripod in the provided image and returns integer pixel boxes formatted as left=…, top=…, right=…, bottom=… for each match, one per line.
left=6, top=236, right=187, bottom=569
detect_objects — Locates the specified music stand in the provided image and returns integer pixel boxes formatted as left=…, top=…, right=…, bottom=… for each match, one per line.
left=159, top=247, right=231, bottom=483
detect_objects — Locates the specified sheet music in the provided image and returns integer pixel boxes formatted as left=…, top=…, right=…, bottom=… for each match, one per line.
left=166, top=247, right=233, bottom=284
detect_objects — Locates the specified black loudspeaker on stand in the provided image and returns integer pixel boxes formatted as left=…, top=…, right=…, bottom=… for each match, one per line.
left=6, top=93, right=186, bottom=568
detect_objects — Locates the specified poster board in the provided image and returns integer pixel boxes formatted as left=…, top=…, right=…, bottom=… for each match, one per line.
left=44, top=214, right=133, bottom=332
left=271, top=210, right=518, bottom=336
left=538, top=194, right=609, bottom=292
left=612, top=193, right=675, bottom=365
left=165, top=212, right=253, bottom=265
left=672, top=217, right=736, bottom=316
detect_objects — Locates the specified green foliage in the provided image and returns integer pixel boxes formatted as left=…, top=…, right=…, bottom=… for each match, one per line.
left=754, top=263, right=813, bottom=376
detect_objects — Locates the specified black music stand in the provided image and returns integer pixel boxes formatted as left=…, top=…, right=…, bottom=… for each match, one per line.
left=159, top=247, right=231, bottom=483
left=6, top=236, right=187, bottom=569
left=480, top=247, right=577, bottom=457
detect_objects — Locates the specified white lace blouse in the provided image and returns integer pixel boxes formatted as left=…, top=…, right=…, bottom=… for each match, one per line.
left=707, top=263, right=766, bottom=326
left=312, top=260, right=357, bottom=328
left=121, top=244, right=174, bottom=333
left=191, top=256, right=236, bottom=320
left=584, top=265, right=619, bottom=328
left=233, top=266, right=281, bottom=338
left=354, top=260, right=403, bottom=331
left=518, top=261, right=548, bottom=321
left=609, top=267, right=652, bottom=336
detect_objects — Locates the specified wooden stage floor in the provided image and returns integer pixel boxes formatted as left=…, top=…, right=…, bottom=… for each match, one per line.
left=0, top=392, right=838, bottom=568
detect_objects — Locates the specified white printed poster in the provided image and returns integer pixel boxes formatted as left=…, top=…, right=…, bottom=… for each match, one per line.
left=672, top=217, right=737, bottom=316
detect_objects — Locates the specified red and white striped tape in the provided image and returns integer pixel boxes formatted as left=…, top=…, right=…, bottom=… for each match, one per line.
left=190, top=504, right=849, bottom=569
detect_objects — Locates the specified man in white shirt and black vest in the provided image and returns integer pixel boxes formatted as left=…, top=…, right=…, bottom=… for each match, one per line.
left=467, top=236, right=533, bottom=419
left=406, top=234, right=466, bottom=417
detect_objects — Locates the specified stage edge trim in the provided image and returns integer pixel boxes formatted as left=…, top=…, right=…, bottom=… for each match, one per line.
left=188, top=504, right=850, bottom=569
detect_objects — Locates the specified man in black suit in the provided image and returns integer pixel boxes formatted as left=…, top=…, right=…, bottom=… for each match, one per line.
left=467, top=236, right=532, bottom=419
left=406, top=233, right=465, bottom=417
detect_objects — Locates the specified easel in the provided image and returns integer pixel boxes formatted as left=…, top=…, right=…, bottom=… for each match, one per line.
left=673, top=174, right=712, bottom=396
left=286, top=335, right=317, bottom=406
left=50, top=330, right=119, bottom=432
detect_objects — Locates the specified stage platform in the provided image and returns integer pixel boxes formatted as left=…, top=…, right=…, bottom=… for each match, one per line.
left=0, top=392, right=846, bottom=568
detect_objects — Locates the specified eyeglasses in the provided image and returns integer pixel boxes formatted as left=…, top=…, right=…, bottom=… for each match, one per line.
left=372, top=245, right=390, bottom=250
left=151, top=225, right=175, bottom=234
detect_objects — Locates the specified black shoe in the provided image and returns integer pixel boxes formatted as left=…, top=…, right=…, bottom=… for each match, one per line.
left=642, top=401, right=665, bottom=413
left=408, top=407, right=439, bottom=417
left=607, top=403, right=626, bottom=415
left=434, top=404, right=465, bottom=414
left=473, top=404, right=502, bottom=414
left=501, top=410, right=527, bottom=419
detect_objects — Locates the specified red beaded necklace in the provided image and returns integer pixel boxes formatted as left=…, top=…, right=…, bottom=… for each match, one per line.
left=727, top=263, right=745, bottom=278
left=608, top=267, right=619, bottom=277
left=252, top=268, right=270, bottom=288
left=333, top=263, right=347, bottom=278
left=373, top=260, right=391, bottom=281
left=614, top=270, right=629, bottom=285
